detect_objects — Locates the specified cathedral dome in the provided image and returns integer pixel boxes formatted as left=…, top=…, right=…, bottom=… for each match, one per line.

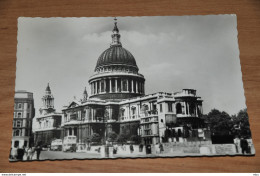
left=95, top=45, right=138, bottom=71
left=89, top=18, right=145, bottom=100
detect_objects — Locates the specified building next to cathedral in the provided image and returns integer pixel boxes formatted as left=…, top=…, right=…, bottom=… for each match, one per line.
left=12, top=91, right=35, bottom=148
left=33, top=83, right=62, bottom=146
left=34, top=18, right=210, bottom=149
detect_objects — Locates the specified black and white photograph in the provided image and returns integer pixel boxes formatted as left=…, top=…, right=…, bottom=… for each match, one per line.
left=10, top=15, right=255, bottom=161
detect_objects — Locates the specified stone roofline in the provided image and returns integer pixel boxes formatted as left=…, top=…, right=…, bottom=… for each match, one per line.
left=61, top=89, right=202, bottom=111
left=35, top=112, right=62, bottom=119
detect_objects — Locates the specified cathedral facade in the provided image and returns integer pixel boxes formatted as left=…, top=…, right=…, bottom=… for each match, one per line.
left=60, top=19, right=208, bottom=146
left=34, top=19, right=209, bottom=147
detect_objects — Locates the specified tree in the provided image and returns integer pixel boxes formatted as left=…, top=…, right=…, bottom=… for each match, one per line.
left=231, top=108, right=251, bottom=138
left=84, top=133, right=101, bottom=144
left=206, top=109, right=233, bottom=136
left=107, top=131, right=118, bottom=143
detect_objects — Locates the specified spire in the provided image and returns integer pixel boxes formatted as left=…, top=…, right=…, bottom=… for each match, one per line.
left=111, top=17, right=121, bottom=47
left=113, top=17, right=119, bottom=33
left=46, top=83, right=51, bottom=92
left=83, top=87, right=88, bottom=101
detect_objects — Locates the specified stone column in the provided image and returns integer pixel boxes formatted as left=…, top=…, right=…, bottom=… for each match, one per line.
left=91, top=83, right=93, bottom=95
left=115, top=78, right=118, bottom=92
left=99, top=80, right=102, bottom=93
left=104, top=79, right=106, bottom=93
left=93, top=83, right=94, bottom=95
left=140, top=82, right=142, bottom=93
left=195, top=104, right=198, bottom=117
left=131, top=80, right=134, bottom=93
left=187, top=103, right=190, bottom=115
left=95, top=81, right=98, bottom=94
left=109, top=78, right=112, bottom=93
left=136, top=81, right=139, bottom=93
left=121, top=78, right=123, bottom=92
left=92, top=83, right=95, bottom=95
left=126, top=79, right=129, bottom=92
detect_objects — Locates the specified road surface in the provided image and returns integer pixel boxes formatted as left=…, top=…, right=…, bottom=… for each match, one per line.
left=40, top=150, right=101, bottom=160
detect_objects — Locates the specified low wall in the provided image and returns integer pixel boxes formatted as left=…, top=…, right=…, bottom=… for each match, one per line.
left=161, top=141, right=237, bottom=155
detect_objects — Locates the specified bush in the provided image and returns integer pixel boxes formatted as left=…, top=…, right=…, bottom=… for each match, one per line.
left=130, top=135, right=141, bottom=144
left=117, top=133, right=129, bottom=143
left=84, top=133, right=101, bottom=143
left=107, top=131, right=118, bottom=142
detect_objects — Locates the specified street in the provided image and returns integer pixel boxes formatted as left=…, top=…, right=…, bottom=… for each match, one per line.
left=40, top=150, right=101, bottom=160
left=39, top=150, right=204, bottom=160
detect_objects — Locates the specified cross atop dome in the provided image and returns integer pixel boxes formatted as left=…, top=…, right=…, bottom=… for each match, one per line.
left=113, top=17, right=119, bottom=33
left=111, top=17, right=121, bottom=46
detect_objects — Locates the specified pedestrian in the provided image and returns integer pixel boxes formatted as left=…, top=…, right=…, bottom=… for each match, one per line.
left=27, top=147, right=34, bottom=160
left=17, top=147, right=25, bottom=161
left=155, top=143, right=159, bottom=154
left=23, top=146, right=29, bottom=161
left=31, top=146, right=36, bottom=160
left=234, top=136, right=240, bottom=153
left=159, top=143, right=164, bottom=154
left=139, top=143, right=144, bottom=152
left=35, top=145, right=42, bottom=160
left=122, top=143, right=126, bottom=151
left=11, top=147, right=18, bottom=160
left=240, top=137, right=248, bottom=154
left=130, top=144, right=134, bottom=153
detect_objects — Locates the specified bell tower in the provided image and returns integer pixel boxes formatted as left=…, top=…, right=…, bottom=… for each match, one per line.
left=40, top=83, right=55, bottom=115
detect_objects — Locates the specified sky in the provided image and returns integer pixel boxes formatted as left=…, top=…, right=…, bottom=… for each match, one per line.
left=16, top=15, right=246, bottom=116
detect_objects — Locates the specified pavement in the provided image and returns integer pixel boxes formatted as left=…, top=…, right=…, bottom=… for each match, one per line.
left=9, top=150, right=252, bottom=161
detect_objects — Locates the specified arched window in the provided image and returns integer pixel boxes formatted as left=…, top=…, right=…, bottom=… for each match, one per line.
left=176, top=103, right=182, bottom=114
left=17, top=113, right=22, bottom=118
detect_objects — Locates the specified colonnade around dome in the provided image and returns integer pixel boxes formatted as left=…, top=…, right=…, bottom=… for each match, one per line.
left=89, top=77, right=145, bottom=97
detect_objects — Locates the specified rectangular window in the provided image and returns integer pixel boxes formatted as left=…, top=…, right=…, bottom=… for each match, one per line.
left=17, top=113, right=22, bottom=118
left=27, top=113, right=30, bottom=118
left=160, top=104, right=163, bottom=112
left=18, top=103, right=22, bottom=109
left=168, top=102, right=173, bottom=112
left=16, top=120, right=22, bottom=127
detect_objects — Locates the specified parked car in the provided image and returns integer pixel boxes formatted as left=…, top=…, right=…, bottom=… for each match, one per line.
left=63, top=136, right=77, bottom=152
left=51, top=139, right=63, bottom=151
